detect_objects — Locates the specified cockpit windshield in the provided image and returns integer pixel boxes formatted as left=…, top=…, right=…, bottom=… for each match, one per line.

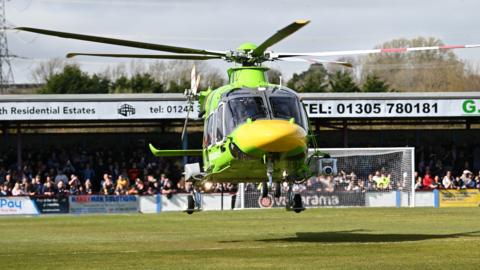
left=269, top=96, right=303, bottom=126
left=223, top=88, right=308, bottom=134
left=229, top=96, right=267, bottom=127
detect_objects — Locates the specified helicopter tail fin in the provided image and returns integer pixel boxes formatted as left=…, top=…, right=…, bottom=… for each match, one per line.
left=149, top=143, right=203, bottom=157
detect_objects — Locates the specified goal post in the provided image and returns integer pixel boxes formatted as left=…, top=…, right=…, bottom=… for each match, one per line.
left=236, top=147, right=415, bottom=209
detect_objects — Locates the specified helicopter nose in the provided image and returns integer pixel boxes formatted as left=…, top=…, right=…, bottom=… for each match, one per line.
left=233, top=119, right=307, bottom=156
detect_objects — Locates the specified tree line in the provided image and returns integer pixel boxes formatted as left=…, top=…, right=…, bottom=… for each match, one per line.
left=35, top=60, right=226, bottom=94
left=37, top=61, right=392, bottom=94
left=33, top=36, right=480, bottom=94
left=285, top=64, right=391, bottom=92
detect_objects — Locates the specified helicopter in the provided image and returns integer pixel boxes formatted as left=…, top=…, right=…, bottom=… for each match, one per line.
left=16, top=20, right=480, bottom=214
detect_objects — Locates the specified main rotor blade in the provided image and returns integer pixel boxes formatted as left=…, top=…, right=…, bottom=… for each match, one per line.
left=66, top=53, right=222, bottom=60
left=276, top=44, right=480, bottom=58
left=279, top=57, right=353, bottom=68
left=252, top=20, right=310, bottom=56
left=16, top=27, right=225, bottom=56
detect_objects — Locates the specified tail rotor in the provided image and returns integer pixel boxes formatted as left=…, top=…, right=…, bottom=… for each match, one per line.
left=181, top=65, right=200, bottom=142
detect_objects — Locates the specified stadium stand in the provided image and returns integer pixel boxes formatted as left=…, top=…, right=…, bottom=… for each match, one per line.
left=0, top=142, right=478, bottom=198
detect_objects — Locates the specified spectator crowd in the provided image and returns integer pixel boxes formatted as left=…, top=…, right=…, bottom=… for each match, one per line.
left=1, top=141, right=480, bottom=197
left=0, top=144, right=191, bottom=197
left=414, top=143, right=480, bottom=190
left=414, top=169, right=480, bottom=190
left=304, top=168, right=480, bottom=193
left=304, top=170, right=401, bottom=193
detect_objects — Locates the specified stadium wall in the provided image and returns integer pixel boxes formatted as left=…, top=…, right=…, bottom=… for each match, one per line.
left=0, top=191, right=449, bottom=216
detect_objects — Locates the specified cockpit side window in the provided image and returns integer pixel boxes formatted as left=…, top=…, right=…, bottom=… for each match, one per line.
left=204, top=114, right=215, bottom=146
left=228, top=96, right=267, bottom=127
left=269, top=96, right=304, bottom=128
left=216, top=105, right=224, bottom=142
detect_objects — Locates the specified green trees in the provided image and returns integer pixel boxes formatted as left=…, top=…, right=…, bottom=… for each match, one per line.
left=111, top=74, right=163, bottom=93
left=286, top=64, right=391, bottom=93
left=41, top=65, right=110, bottom=94
left=287, top=64, right=330, bottom=92
left=39, top=61, right=395, bottom=94
left=362, top=74, right=393, bottom=92
left=37, top=60, right=225, bottom=94
left=329, top=70, right=360, bottom=92
left=41, top=65, right=163, bottom=94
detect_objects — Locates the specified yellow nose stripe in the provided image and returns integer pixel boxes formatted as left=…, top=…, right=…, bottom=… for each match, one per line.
left=235, top=119, right=307, bottom=153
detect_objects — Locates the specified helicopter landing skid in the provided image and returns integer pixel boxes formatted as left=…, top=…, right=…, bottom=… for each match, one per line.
left=184, top=208, right=202, bottom=215
left=286, top=204, right=306, bottom=213
left=185, top=191, right=202, bottom=215
left=261, top=181, right=269, bottom=198
left=286, top=186, right=305, bottom=213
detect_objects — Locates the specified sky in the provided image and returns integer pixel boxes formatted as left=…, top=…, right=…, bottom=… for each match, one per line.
left=6, top=0, right=480, bottom=83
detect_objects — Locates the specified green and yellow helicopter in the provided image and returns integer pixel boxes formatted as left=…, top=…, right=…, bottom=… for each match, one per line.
left=16, top=20, right=480, bottom=213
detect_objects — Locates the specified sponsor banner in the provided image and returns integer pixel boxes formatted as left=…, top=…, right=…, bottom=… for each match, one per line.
left=32, top=196, right=69, bottom=214
left=202, top=194, right=235, bottom=211
left=0, top=197, right=39, bottom=215
left=69, top=195, right=139, bottom=214
left=303, top=99, right=480, bottom=118
left=139, top=195, right=160, bottom=214
left=0, top=101, right=200, bottom=121
left=2, top=98, right=480, bottom=121
left=365, top=191, right=397, bottom=207
left=245, top=191, right=365, bottom=208
left=415, top=191, right=435, bottom=207
left=161, top=194, right=189, bottom=212
left=439, top=189, right=480, bottom=207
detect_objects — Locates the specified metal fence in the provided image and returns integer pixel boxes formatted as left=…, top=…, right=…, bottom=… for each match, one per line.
left=236, top=148, right=415, bottom=209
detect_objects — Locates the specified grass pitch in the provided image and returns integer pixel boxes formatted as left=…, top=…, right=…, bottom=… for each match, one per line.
left=1, top=208, right=480, bottom=270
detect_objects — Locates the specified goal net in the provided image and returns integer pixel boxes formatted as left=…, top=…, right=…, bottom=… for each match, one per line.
left=236, top=147, right=415, bottom=209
